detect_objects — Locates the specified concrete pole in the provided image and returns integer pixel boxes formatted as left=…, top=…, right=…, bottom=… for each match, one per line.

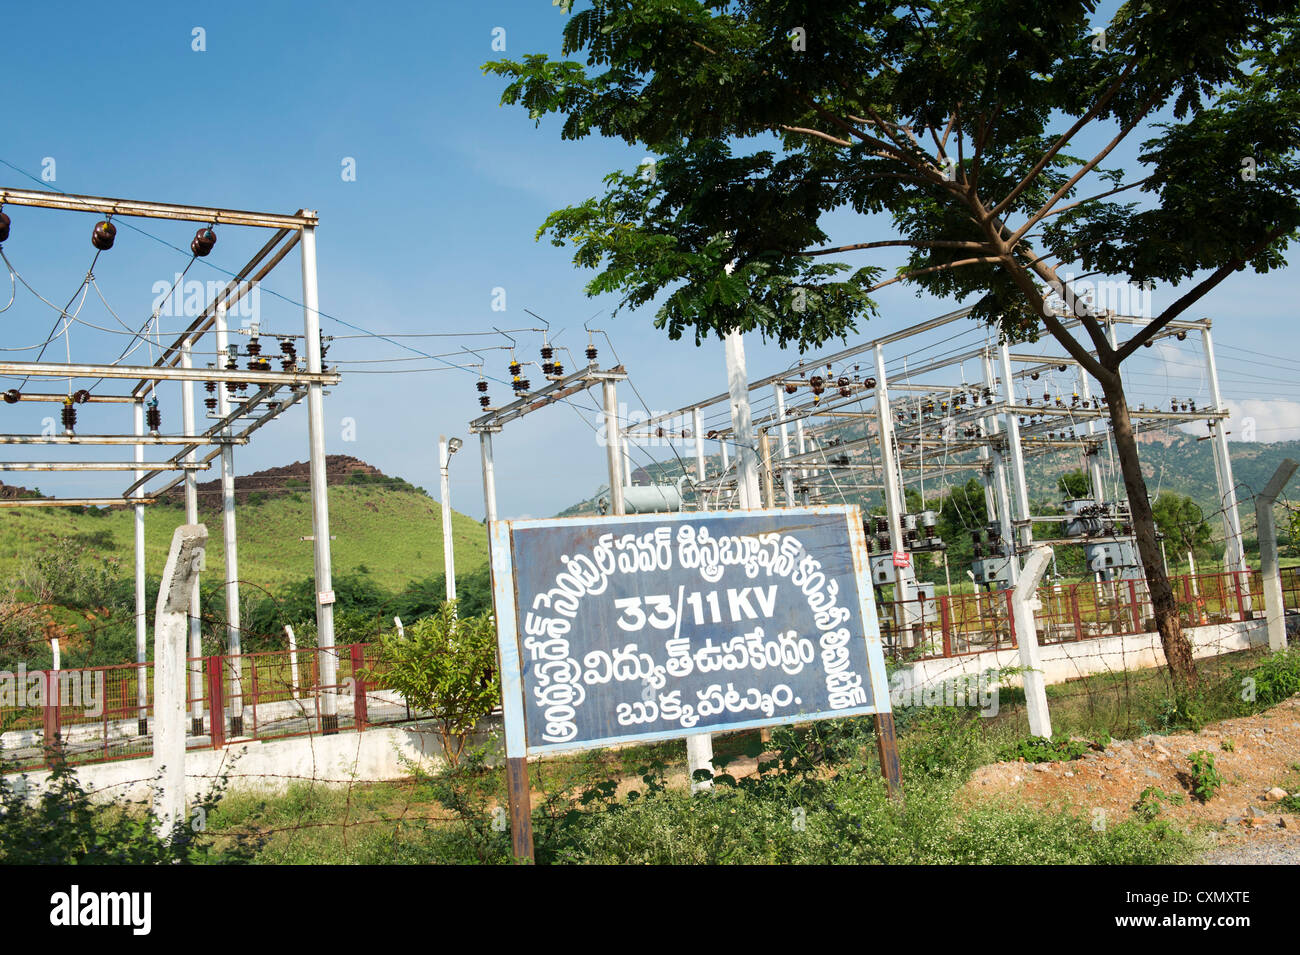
left=133, top=399, right=148, bottom=736
left=692, top=407, right=707, bottom=491
left=1011, top=546, right=1053, bottom=738
left=439, top=435, right=457, bottom=602
left=601, top=380, right=626, bottom=515
left=153, top=523, right=207, bottom=837
left=724, top=330, right=762, bottom=509
left=214, top=303, right=243, bottom=735
left=180, top=342, right=204, bottom=737
left=285, top=625, right=301, bottom=699
left=1256, top=458, right=1297, bottom=651
left=300, top=221, right=339, bottom=734
left=772, top=384, right=796, bottom=505
left=999, top=343, right=1033, bottom=562
left=1202, top=328, right=1248, bottom=578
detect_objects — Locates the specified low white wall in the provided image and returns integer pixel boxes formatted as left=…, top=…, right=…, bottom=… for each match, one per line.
left=894, top=618, right=1268, bottom=694
left=5, top=715, right=503, bottom=805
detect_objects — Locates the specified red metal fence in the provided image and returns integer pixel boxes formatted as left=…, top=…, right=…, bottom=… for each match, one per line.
left=879, top=568, right=1271, bottom=662
left=3, top=567, right=1293, bottom=772
left=0, top=642, right=412, bottom=772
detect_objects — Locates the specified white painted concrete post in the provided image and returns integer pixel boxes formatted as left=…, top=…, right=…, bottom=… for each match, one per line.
left=180, top=342, right=205, bottom=736
left=393, top=617, right=405, bottom=639
left=1256, top=458, right=1298, bottom=652
left=153, top=524, right=207, bottom=837
left=285, top=625, right=301, bottom=699
left=1011, top=546, right=1053, bottom=738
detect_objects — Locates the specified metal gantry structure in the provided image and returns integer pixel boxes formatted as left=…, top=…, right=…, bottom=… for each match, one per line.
left=620, top=306, right=1248, bottom=631
left=0, top=186, right=343, bottom=736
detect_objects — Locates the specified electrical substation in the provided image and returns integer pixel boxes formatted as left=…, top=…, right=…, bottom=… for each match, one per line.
left=0, top=186, right=343, bottom=737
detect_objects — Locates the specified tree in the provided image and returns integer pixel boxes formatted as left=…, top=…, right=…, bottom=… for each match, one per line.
left=371, top=602, right=500, bottom=765
left=1152, top=492, right=1213, bottom=567
left=487, top=0, right=1300, bottom=689
left=1058, top=469, right=1092, bottom=500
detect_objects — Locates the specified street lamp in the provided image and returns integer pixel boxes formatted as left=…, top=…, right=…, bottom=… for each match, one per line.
left=440, top=435, right=462, bottom=602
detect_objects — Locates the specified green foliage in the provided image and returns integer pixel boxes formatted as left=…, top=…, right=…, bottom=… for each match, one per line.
left=0, top=749, right=255, bottom=864
left=1245, top=647, right=1300, bottom=708
left=1057, top=469, right=1091, bottom=500
left=1132, top=786, right=1186, bottom=821
left=1152, top=493, right=1213, bottom=563
left=997, top=732, right=1096, bottom=764
left=371, top=602, right=500, bottom=765
left=1187, top=751, right=1225, bottom=803
left=1220, top=737, right=1235, bottom=752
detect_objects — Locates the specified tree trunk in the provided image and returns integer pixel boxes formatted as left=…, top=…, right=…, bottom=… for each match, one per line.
left=1100, top=372, right=1198, bottom=690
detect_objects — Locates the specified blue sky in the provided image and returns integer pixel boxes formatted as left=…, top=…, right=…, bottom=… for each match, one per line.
left=2, top=0, right=1297, bottom=521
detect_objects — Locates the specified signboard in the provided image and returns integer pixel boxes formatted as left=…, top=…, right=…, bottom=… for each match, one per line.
left=892, top=551, right=910, bottom=569
left=488, top=505, right=891, bottom=756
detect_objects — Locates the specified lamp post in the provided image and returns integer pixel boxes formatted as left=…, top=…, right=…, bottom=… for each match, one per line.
left=440, top=435, right=462, bottom=603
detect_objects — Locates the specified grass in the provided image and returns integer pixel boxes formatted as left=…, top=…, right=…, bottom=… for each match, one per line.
left=0, top=484, right=488, bottom=593
left=203, top=709, right=1203, bottom=865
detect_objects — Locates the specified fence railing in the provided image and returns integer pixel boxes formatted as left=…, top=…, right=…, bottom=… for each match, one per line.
left=4, top=566, right=1293, bottom=772
left=879, top=568, right=1271, bottom=663
left=0, top=642, right=414, bottom=773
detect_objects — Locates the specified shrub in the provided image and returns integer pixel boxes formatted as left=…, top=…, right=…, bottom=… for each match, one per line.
left=1187, top=751, right=1224, bottom=803
left=371, top=602, right=499, bottom=765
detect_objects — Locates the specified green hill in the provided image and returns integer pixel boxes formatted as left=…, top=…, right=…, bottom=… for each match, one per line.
left=0, top=459, right=488, bottom=594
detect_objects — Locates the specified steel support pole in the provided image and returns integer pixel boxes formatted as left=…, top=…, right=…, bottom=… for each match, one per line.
left=724, top=330, right=762, bottom=509
left=480, top=431, right=499, bottom=523
left=181, top=342, right=205, bottom=737
left=300, top=222, right=339, bottom=734
left=1202, top=328, right=1248, bottom=577
left=440, top=435, right=457, bottom=602
left=692, top=407, right=707, bottom=488
left=1078, top=373, right=1106, bottom=502
left=772, top=383, right=796, bottom=505
left=999, top=344, right=1032, bottom=575
left=873, top=346, right=910, bottom=602
left=1256, top=458, right=1297, bottom=651
left=981, top=350, right=1017, bottom=582
left=602, top=380, right=626, bottom=515
left=215, top=303, right=243, bottom=735
left=133, top=400, right=148, bottom=736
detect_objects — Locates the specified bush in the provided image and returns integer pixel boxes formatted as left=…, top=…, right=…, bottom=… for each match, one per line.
left=371, top=602, right=499, bottom=765
left=0, top=749, right=255, bottom=864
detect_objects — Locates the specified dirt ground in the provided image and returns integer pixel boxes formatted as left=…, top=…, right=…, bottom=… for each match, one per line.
left=965, top=695, right=1300, bottom=861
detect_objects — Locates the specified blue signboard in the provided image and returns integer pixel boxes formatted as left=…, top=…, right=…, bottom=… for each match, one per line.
left=488, top=506, right=890, bottom=756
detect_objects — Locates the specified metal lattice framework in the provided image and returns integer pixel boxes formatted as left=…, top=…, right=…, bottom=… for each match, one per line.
left=0, top=186, right=345, bottom=736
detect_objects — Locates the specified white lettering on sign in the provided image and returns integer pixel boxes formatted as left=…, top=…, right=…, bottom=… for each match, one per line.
left=521, top=523, right=865, bottom=743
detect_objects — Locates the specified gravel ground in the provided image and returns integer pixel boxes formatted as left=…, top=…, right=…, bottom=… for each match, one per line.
left=1197, top=829, right=1300, bottom=864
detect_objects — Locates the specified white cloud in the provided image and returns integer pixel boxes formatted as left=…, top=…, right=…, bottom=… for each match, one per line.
left=1178, top=398, right=1300, bottom=443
